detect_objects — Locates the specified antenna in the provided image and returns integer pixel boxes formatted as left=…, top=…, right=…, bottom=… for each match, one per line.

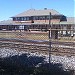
left=30, top=1, right=33, bottom=9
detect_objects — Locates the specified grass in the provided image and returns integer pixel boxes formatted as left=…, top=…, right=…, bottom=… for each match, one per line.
left=0, top=31, right=49, bottom=40
left=0, top=31, right=75, bottom=42
left=25, top=33, right=49, bottom=40
left=58, top=37, right=75, bottom=42
left=0, top=32, right=17, bottom=38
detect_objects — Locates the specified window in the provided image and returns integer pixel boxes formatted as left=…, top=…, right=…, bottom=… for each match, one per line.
left=46, top=15, right=53, bottom=20
left=46, top=16, right=49, bottom=20
left=33, top=16, right=35, bottom=20
left=24, top=17, right=26, bottom=21
left=17, top=17, right=21, bottom=21
left=19, top=25, right=24, bottom=29
left=21, top=17, right=24, bottom=21
left=33, top=16, right=46, bottom=20
left=33, top=16, right=39, bottom=20
left=13, top=17, right=16, bottom=21
left=39, top=16, right=45, bottom=20
left=42, top=16, right=45, bottom=20
left=23, top=17, right=30, bottom=21
left=29, top=17, right=31, bottom=20
left=39, top=16, right=43, bottom=20
left=26, top=17, right=29, bottom=20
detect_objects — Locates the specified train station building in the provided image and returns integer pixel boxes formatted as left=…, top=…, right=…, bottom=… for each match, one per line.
left=0, top=8, right=75, bottom=39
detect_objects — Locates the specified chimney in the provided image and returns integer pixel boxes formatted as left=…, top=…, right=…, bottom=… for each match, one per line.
left=44, top=8, right=47, bottom=10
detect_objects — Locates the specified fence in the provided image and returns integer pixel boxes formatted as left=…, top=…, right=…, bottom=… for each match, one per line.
left=0, top=30, right=75, bottom=41
left=0, top=30, right=75, bottom=56
left=0, top=30, right=75, bottom=71
left=0, top=30, right=49, bottom=40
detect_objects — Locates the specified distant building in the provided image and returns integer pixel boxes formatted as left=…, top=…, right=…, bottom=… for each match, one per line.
left=0, top=8, right=75, bottom=39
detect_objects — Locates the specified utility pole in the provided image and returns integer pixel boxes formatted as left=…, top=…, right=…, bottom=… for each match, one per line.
left=49, top=12, right=51, bottom=68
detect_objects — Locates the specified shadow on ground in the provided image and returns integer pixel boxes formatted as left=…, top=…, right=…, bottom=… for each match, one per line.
left=0, top=54, right=74, bottom=75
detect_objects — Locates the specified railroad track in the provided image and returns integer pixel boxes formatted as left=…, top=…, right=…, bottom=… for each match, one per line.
left=0, top=38, right=75, bottom=56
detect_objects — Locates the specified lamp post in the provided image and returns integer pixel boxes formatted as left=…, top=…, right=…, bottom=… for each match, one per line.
left=49, top=12, right=51, bottom=68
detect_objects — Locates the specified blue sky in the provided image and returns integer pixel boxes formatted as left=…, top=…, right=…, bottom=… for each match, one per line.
left=0, top=0, right=74, bottom=21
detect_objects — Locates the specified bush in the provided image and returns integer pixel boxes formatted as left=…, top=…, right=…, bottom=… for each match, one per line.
left=0, top=54, right=74, bottom=75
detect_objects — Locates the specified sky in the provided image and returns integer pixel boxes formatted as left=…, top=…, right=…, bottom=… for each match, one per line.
left=0, top=0, right=75, bottom=21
